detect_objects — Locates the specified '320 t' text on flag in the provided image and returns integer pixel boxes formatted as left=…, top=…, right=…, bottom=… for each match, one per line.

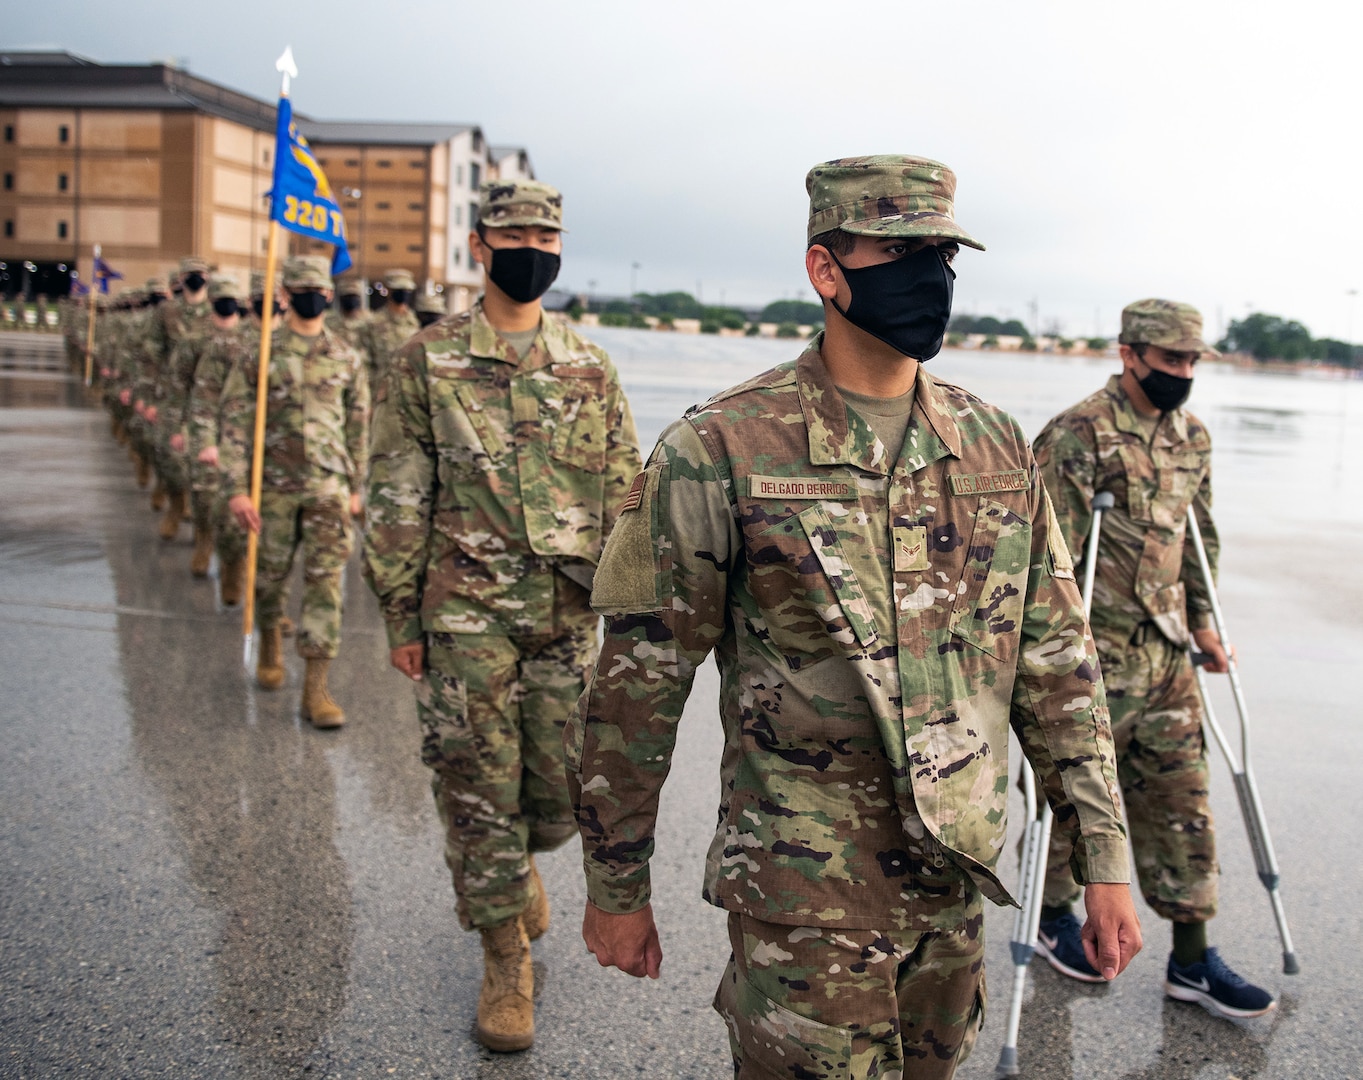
left=270, top=97, right=352, bottom=276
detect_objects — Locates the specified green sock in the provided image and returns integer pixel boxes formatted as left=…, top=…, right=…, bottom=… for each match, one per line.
left=1041, top=904, right=1073, bottom=923
left=1172, top=921, right=1208, bottom=966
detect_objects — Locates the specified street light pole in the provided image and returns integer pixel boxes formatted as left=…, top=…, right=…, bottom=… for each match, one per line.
left=630, top=262, right=640, bottom=300
left=341, top=186, right=365, bottom=298
left=1347, top=289, right=1358, bottom=367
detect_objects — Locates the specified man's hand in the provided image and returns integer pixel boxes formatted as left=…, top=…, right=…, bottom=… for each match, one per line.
left=582, top=901, right=662, bottom=979
left=169, top=432, right=185, bottom=453
left=1080, top=882, right=1142, bottom=980
left=1192, top=627, right=1231, bottom=673
left=197, top=445, right=219, bottom=467
left=389, top=642, right=424, bottom=681
left=119, top=388, right=132, bottom=406
left=144, top=405, right=158, bottom=424
left=228, top=493, right=261, bottom=534
left=349, top=492, right=364, bottom=520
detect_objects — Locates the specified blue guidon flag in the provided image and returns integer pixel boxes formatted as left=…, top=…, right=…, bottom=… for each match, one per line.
left=93, top=253, right=123, bottom=293
left=270, top=97, right=352, bottom=275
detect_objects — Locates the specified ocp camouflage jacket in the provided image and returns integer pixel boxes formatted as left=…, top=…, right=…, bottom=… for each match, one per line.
left=363, top=302, right=641, bottom=647
left=218, top=325, right=369, bottom=499
left=568, top=340, right=1128, bottom=929
left=1033, top=374, right=1217, bottom=652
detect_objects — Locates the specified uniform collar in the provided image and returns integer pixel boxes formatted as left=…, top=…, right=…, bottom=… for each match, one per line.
left=796, top=336, right=961, bottom=475
left=1106, top=373, right=1190, bottom=444
left=467, top=299, right=565, bottom=370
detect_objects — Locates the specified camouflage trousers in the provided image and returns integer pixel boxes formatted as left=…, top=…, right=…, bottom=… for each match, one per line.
left=417, top=613, right=597, bottom=931
left=254, top=482, right=353, bottom=658
left=1043, top=633, right=1217, bottom=922
left=189, top=463, right=247, bottom=564
left=154, top=425, right=190, bottom=495
left=714, top=905, right=986, bottom=1080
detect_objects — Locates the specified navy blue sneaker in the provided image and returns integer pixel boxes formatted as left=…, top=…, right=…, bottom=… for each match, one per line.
left=1164, top=947, right=1277, bottom=1018
left=1036, top=913, right=1105, bottom=983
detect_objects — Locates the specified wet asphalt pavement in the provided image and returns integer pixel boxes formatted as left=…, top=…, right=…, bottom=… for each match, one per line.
left=2, top=366, right=1361, bottom=1079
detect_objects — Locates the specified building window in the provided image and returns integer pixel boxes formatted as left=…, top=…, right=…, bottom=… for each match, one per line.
left=376, top=243, right=390, bottom=252
left=376, top=201, right=390, bottom=210
left=470, top=163, right=481, bottom=190
left=58, top=173, right=69, bottom=191
left=4, top=220, right=12, bottom=238
left=408, top=202, right=422, bottom=211
left=3, top=173, right=11, bottom=190
left=455, top=165, right=462, bottom=185
left=453, top=205, right=461, bottom=226
left=407, top=244, right=421, bottom=253
left=470, top=202, right=478, bottom=228
left=409, top=160, right=423, bottom=169
left=377, top=159, right=392, bottom=168
left=3, top=125, right=12, bottom=143
left=452, top=245, right=461, bottom=266
left=472, top=131, right=482, bottom=152
left=59, top=125, right=70, bottom=143
left=263, top=148, right=271, bottom=164
left=58, top=221, right=68, bottom=239
left=345, top=158, right=360, bottom=167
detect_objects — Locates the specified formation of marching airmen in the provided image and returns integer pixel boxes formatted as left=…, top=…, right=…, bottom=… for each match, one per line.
left=47, top=160, right=1284, bottom=1079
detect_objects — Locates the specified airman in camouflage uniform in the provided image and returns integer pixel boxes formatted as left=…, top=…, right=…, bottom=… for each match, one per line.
left=183, top=273, right=251, bottom=595
left=363, top=179, right=641, bottom=1052
left=125, top=280, right=170, bottom=496
left=146, top=258, right=212, bottom=539
left=355, top=268, right=419, bottom=389
left=1031, top=299, right=1276, bottom=1017
left=221, top=256, right=369, bottom=728
left=414, top=290, right=447, bottom=328
left=568, top=156, right=1141, bottom=1080
left=325, top=278, right=370, bottom=346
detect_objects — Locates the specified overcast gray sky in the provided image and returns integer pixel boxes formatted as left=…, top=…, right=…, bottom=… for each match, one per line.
left=12, top=0, right=1362, bottom=340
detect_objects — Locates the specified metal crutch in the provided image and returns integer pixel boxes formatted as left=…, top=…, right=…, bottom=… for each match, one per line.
left=996, top=491, right=1115, bottom=1078
left=1184, top=507, right=1300, bottom=975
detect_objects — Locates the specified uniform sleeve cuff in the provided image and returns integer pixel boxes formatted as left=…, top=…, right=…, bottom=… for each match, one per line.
left=583, top=861, right=652, bottom=915
left=1075, top=840, right=1131, bottom=885
left=1189, top=610, right=1215, bottom=631
left=384, top=616, right=424, bottom=650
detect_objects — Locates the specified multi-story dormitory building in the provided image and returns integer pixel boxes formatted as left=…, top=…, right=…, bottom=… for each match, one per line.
left=0, top=50, right=533, bottom=312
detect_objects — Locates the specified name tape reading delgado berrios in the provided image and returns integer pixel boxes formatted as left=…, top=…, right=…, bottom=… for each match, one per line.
left=749, top=476, right=858, bottom=499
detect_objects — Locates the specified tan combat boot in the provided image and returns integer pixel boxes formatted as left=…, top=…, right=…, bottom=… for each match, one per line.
left=476, top=919, right=534, bottom=1052
left=159, top=489, right=186, bottom=541
left=220, top=557, right=245, bottom=606
left=147, top=473, right=163, bottom=504
left=190, top=526, right=214, bottom=577
left=301, top=658, right=345, bottom=728
left=521, top=856, right=550, bottom=942
left=256, top=625, right=285, bottom=689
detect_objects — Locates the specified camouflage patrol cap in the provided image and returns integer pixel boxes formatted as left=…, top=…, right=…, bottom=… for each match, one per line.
left=337, top=278, right=365, bottom=298
left=249, top=270, right=269, bottom=297
left=179, top=255, right=211, bottom=275
left=383, top=268, right=416, bottom=290
left=1119, top=298, right=1218, bottom=355
left=414, top=292, right=447, bottom=315
left=477, top=179, right=565, bottom=231
left=805, top=155, right=984, bottom=250
left=207, top=273, right=246, bottom=302
left=282, top=255, right=333, bottom=291
left=144, top=277, right=168, bottom=294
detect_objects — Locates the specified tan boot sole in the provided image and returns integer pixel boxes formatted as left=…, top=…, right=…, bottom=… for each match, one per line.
left=256, top=668, right=285, bottom=690
left=475, top=1017, right=534, bottom=1053
left=303, top=708, right=345, bottom=729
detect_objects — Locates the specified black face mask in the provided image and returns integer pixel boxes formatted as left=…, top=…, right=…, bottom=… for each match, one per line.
left=251, top=298, right=265, bottom=318
left=147, top=293, right=166, bottom=307
left=340, top=294, right=363, bottom=314
left=183, top=272, right=206, bottom=293
left=417, top=310, right=442, bottom=328
left=1136, top=363, right=1193, bottom=412
left=389, top=288, right=415, bottom=308
left=289, top=291, right=329, bottom=320
left=830, top=245, right=954, bottom=360
left=212, top=297, right=239, bottom=318
left=486, top=246, right=560, bottom=304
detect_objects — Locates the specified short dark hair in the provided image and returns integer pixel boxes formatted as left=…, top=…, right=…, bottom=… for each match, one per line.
left=807, top=228, right=855, bottom=256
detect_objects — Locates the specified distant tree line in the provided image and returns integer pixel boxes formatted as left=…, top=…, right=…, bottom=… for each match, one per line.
left=1219, top=312, right=1360, bottom=366
left=948, top=314, right=1031, bottom=338
left=586, top=292, right=824, bottom=335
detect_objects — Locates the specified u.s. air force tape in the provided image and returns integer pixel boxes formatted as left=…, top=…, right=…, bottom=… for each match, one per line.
left=948, top=470, right=1029, bottom=496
